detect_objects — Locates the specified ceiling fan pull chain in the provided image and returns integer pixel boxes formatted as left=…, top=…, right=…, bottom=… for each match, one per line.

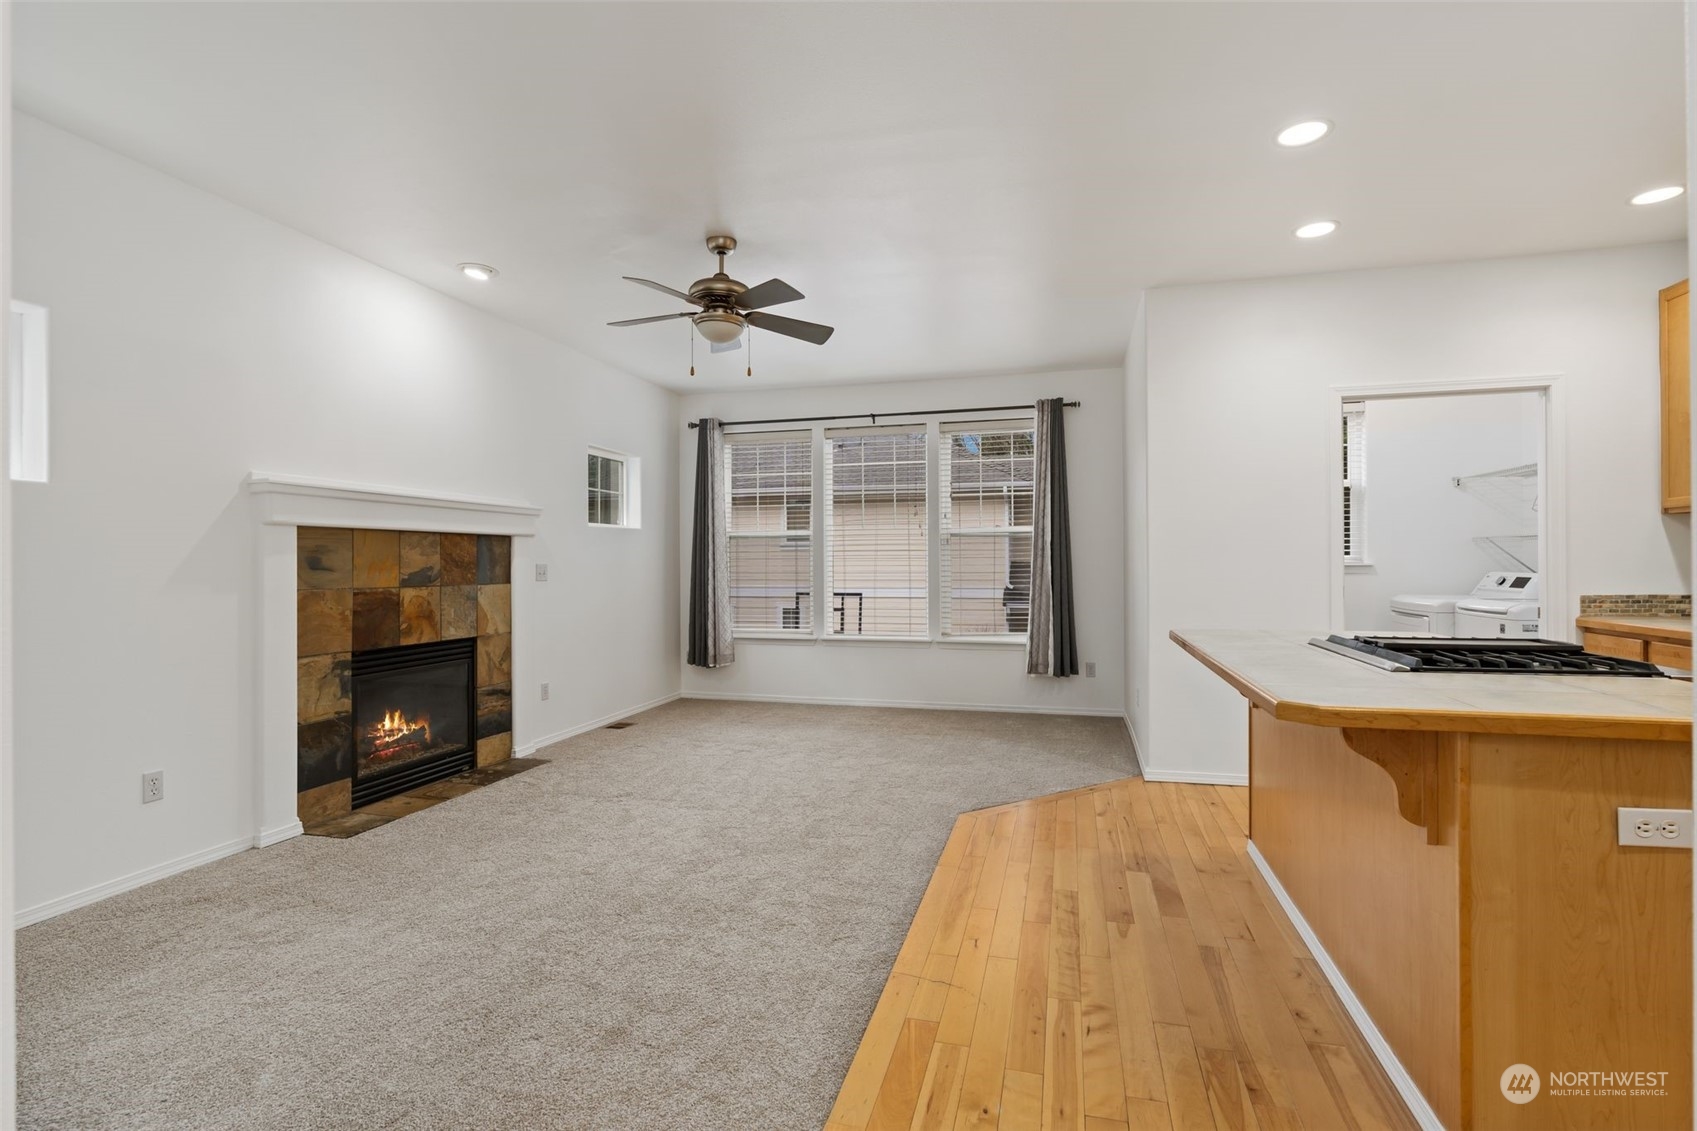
left=747, top=326, right=753, bottom=378
left=689, top=321, right=696, bottom=377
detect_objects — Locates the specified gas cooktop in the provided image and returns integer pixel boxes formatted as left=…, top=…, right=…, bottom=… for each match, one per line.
left=1311, top=635, right=1667, bottom=676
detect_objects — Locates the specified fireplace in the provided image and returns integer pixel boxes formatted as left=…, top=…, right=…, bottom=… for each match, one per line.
left=350, top=638, right=477, bottom=807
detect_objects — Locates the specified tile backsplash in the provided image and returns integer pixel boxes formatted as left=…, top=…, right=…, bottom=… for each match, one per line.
left=1578, top=594, right=1692, bottom=617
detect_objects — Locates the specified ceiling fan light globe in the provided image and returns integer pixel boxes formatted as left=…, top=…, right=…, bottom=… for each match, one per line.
left=694, top=313, right=745, bottom=344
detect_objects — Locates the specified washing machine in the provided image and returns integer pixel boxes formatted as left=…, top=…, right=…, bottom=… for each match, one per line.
left=1388, top=593, right=1465, bottom=635
left=1453, top=572, right=1541, bottom=638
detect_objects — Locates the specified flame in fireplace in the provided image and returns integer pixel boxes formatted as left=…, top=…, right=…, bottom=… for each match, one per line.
left=369, top=709, right=432, bottom=754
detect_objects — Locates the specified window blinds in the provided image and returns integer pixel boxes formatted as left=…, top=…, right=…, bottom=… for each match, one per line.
left=940, top=421, right=1035, bottom=637
left=724, top=432, right=813, bottom=631
left=824, top=427, right=928, bottom=637
left=1343, top=403, right=1366, bottom=563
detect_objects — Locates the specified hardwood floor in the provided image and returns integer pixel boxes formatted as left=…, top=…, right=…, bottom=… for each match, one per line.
left=825, top=777, right=1419, bottom=1131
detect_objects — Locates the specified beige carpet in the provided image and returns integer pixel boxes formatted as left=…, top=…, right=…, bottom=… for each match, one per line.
left=18, top=699, right=1137, bottom=1130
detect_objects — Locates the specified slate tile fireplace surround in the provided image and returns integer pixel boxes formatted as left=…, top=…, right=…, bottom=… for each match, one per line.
left=296, top=527, right=514, bottom=823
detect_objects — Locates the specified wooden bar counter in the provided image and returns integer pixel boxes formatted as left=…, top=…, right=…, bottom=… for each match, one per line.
left=1172, top=630, right=1692, bottom=1131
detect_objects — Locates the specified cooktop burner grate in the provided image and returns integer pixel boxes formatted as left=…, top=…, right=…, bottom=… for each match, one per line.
left=1315, top=635, right=1667, bottom=676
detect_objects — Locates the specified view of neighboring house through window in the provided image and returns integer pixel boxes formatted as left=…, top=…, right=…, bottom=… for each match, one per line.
left=824, top=427, right=929, bottom=638
left=940, top=421, right=1035, bottom=636
left=725, top=432, right=813, bottom=631
left=721, top=417, right=1039, bottom=642
left=588, top=449, right=639, bottom=527
left=1343, top=402, right=1366, bottom=563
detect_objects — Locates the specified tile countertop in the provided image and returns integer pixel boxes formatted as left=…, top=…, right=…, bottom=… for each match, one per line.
left=1575, top=614, right=1693, bottom=645
left=1171, top=629, right=1692, bottom=743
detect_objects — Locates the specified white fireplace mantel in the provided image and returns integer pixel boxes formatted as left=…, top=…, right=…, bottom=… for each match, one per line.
left=248, top=473, right=540, bottom=847
left=247, top=473, right=542, bottom=535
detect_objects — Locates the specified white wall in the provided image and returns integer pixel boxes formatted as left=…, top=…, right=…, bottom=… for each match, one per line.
left=12, top=116, right=680, bottom=917
left=1136, top=241, right=1689, bottom=782
left=1342, top=391, right=1541, bottom=629
left=677, top=369, right=1126, bottom=716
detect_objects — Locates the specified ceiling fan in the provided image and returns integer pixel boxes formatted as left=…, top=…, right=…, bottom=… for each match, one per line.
left=608, top=235, right=834, bottom=353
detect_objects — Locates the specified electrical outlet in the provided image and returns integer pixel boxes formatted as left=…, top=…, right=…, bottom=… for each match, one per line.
left=540, top=682, right=550, bottom=701
left=1084, top=661, right=1097, bottom=678
left=1618, top=807, right=1692, bottom=847
left=141, top=771, right=164, bottom=804
left=535, top=563, right=549, bottom=582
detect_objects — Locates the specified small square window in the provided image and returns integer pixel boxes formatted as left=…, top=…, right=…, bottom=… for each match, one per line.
left=9, top=301, right=48, bottom=484
left=587, top=448, right=640, bottom=528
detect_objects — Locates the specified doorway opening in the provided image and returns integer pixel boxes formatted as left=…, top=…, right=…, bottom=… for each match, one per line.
left=1328, top=378, right=1566, bottom=640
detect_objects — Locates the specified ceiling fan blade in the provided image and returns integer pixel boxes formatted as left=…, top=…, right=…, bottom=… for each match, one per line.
left=746, top=310, right=834, bottom=345
left=622, top=277, right=699, bottom=304
left=735, top=278, right=805, bottom=310
left=607, top=311, right=695, bottom=327
left=710, top=336, right=743, bottom=354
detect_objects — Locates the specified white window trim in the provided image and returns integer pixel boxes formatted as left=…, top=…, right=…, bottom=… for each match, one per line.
left=725, top=412, right=1037, bottom=646
left=587, top=445, right=641, bottom=530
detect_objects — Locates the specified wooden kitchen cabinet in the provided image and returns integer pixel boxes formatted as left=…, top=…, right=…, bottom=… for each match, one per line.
left=1583, top=629, right=1647, bottom=661
left=1662, top=278, right=1690, bottom=513
left=1578, top=614, right=1693, bottom=669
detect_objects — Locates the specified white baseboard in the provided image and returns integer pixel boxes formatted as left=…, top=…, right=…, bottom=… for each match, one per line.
left=679, top=690, right=1127, bottom=718
left=515, top=691, right=684, bottom=756
left=1140, top=765, right=1249, bottom=786
left=1245, top=841, right=1446, bottom=1131
left=256, top=820, right=303, bottom=848
left=16, top=835, right=253, bottom=929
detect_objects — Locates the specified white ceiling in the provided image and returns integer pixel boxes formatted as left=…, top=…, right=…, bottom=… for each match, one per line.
left=15, top=2, right=1688, bottom=391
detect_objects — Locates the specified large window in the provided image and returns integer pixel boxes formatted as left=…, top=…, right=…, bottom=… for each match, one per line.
left=824, top=428, right=929, bottom=637
left=725, top=432, right=814, bottom=632
left=940, top=422, right=1035, bottom=637
left=720, top=414, right=1042, bottom=642
left=1342, top=402, right=1366, bottom=564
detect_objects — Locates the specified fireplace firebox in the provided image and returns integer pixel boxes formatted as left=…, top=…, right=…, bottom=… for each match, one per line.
left=350, top=637, right=477, bottom=807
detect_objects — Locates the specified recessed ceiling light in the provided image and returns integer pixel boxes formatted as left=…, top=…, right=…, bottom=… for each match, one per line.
left=1294, top=220, right=1339, bottom=239
left=1276, top=120, right=1332, bottom=147
left=1629, top=186, right=1685, bottom=206
left=458, top=263, right=498, bottom=281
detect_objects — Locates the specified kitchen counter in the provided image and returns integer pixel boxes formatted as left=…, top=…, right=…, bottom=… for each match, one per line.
left=1170, top=628, right=1692, bottom=742
left=1574, top=613, right=1693, bottom=644
left=1174, top=627, right=1691, bottom=1130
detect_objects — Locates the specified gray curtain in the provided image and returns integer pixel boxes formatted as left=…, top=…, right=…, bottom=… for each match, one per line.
left=687, top=419, right=734, bottom=668
left=1027, top=398, right=1079, bottom=677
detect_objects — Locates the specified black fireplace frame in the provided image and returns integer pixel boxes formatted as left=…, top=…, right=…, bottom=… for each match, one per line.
left=349, top=637, right=478, bottom=808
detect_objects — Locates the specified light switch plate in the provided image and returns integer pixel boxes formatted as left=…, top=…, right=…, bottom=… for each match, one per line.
left=1617, top=807, right=1692, bottom=847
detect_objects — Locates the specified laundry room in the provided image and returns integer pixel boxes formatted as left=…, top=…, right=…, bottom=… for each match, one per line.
left=1342, top=389, right=1545, bottom=635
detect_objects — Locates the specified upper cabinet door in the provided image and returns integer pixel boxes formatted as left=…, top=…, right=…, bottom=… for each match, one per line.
left=1661, top=279, right=1690, bottom=514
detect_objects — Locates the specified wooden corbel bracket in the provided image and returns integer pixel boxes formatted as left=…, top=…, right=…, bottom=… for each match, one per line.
left=1340, top=728, right=1442, bottom=845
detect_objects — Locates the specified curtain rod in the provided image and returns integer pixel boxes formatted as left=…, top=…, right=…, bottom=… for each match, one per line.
left=687, top=401, right=1080, bottom=429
